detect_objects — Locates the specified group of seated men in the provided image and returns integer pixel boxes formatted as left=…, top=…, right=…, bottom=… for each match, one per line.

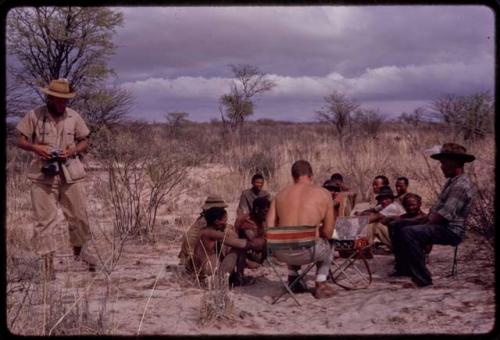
left=178, top=142, right=475, bottom=297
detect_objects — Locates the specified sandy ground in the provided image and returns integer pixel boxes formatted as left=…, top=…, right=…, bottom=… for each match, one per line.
left=22, top=229, right=494, bottom=336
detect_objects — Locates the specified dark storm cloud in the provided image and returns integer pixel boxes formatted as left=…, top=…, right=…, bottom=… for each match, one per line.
left=109, top=5, right=494, bottom=121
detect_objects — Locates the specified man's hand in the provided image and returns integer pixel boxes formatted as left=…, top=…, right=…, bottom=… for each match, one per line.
left=59, top=146, right=76, bottom=161
left=246, top=238, right=265, bottom=251
left=32, top=144, right=53, bottom=160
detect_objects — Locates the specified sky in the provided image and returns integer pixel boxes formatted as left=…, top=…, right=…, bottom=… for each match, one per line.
left=22, top=5, right=499, bottom=123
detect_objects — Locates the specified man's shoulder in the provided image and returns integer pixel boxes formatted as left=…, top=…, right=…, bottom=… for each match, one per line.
left=65, top=107, right=84, bottom=120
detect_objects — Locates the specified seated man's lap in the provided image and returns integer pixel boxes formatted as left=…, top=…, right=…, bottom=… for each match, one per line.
left=400, top=224, right=461, bottom=247
left=274, top=238, right=331, bottom=266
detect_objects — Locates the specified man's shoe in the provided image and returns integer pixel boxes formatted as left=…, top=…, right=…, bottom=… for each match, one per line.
left=229, top=272, right=256, bottom=287
left=287, top=275, right=309, bottom=293
left=388, top=269, right=410, bottom=277
left=314, top=281, right=335, bottom=299
left=74, top=246, right=97, bottom=272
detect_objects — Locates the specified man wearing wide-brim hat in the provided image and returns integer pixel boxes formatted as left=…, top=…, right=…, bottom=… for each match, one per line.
left=16, top=79, right=97, bottom=279
left=390, top=143, right=475, bottom=287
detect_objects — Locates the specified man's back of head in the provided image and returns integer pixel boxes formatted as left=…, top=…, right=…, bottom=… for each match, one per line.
left=291, top=160, right=313, bottom=180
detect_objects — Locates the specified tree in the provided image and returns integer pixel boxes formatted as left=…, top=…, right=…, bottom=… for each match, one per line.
left=7, top=7, right=131, bottom=126
left=164, top=112, right=189, bottom=136
left=74, top=86, right=133, bottom=129
left=219, top=64, right=276, bottom=130
left=430, top=91, right=494, bottom=141
left=353, top=108, right=385, bottom=137
left=316, top=90, right=360, bottom=142
left=7, top=7, right=123, bottom=96
left=398, top=107, right=426, bottom=127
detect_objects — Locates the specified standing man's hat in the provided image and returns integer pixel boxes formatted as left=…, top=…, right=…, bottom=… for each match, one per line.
left=430, top=143, right=475, bottom=163
left=376, top=186, right=396, bottom=200
left=202, top=195, right=228, bottom=210
left=39, top=79, right=76, bottom=99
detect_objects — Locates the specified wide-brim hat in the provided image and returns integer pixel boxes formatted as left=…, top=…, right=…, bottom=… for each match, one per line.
left=376, top=185, right=396, bottom=200
left=39, top=79, right=76, bottom=99
left=430, top=143, right=475, bottom=163
left=323, top=179, right=340, bottom=192
left=201, top=195, right=228, bottom=210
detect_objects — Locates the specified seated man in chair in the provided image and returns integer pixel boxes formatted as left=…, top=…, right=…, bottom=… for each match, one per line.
left=266, top=160, right=336, bottom=299
left=391, top=143, right=475, bottom=286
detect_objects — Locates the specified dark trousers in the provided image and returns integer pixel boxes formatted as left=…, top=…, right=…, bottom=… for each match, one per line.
left=390, top=221, right=462, bottom=286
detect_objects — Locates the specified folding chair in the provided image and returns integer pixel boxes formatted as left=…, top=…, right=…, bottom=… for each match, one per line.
left=329, top=216, right=372, bottom=290
left=265, top=225, right=318, bottom=306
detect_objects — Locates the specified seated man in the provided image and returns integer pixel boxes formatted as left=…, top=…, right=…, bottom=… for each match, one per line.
left=266, top=160, right=336, bottom=299
left=391, top=143, right=475, bottom=286
left=191, top=206, right=260, bottom=285
left=329, top=172, right=357, bottom=212
left=365, top=186, right=405, bottom=250
left=234, top=196, right=270, bottom=268
left=323, top=179, right=352, bottom=219
left=236, top=173, right=271, bottom=217
left=388, top=193, right=428, bottom=275
left=359, top=175, right=390, bottom=214
left=178, top=195, right=227, bottom=267
left=395, top=176, right=410, bottom=206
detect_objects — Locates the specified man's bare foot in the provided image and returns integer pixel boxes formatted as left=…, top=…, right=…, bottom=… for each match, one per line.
left=314, top=281, right=335, bottom=299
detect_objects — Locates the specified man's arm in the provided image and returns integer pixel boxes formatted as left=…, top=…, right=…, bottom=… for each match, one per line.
left=200, top=228, right=247, bottom=249
left=426, top=212, right=446, bottom=225
left=265, top=198, right=278, bottom=228
left=319, top=192, right=334, bottom=239
left=17, top=134, right=52, bottom=160
left=60, top=138, right=88, bottom=161
left=368, top=212, right=384, bottom=224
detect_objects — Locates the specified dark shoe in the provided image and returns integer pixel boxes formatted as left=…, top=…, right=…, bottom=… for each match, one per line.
left=388, top=268, right=410, bottom=277
left=412, top=277, right=432, bottom=287
left=229, top=272, right=256, bottom=287
left=74, top=246, right=97, bottom=272
left=288, top=275, right=309, bottom=293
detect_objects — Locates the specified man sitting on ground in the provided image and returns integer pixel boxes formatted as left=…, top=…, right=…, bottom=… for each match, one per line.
left=395, top=176, right=410, bottom=206
left=359, top=175, right=390, bottom=214
left=237, top=173, right=271, bottom=216
left=266, top=160, right=336, bottom=299
left=234, top=197, right=270, bottom=276
left=365, top=185, right=405, bottom=250
left=191, top=206, right=260, bottom=286
left=329, top=172, right=357, bottom=212
left=390, top=143, right=475, bottom=286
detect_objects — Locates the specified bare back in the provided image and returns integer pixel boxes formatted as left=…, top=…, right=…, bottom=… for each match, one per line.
left=267, top=181, right=334, bottom=239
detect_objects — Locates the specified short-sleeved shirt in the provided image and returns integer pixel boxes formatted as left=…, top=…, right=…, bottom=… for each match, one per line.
left=178, top=216, right=206, bottom=264
left=237, top=188, right=271, bottom=215
left=16, top=106, right=90, bottom=184
left=379, top=201, right=406, bottom=217
left=430, top=173, right=474, bottom=238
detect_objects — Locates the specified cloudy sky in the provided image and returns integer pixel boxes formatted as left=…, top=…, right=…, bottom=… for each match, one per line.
left=107, top=6, right=494, bottom=122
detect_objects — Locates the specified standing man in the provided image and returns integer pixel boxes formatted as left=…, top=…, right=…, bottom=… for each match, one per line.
left=393, top=143, right=475, bottom=286
left=236, top=173, right=271, bottom=216
left=16, top=79, right=97, bottom=279
left=266, top=160, right=336, bottom=299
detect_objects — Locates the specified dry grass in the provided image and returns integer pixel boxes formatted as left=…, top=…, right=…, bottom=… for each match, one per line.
left=6, top=120, right=494, bottom=334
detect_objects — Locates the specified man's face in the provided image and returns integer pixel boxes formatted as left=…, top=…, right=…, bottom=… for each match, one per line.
left=215, top=213, right=228, bottom=228
left=395, top=180, right=408, bottom=196
left=377, top=196, right=393, bottom=208
left=252, top=179, right=264, bottom=191
left=440, top=158, right=462, bottom=178
left=255, top=206, right=270, bottom=221
left=372, top=178, right=384, bottom=194
left=403, top=197, right=420, bottom=215
left=46, top=95, right=68, bottom=116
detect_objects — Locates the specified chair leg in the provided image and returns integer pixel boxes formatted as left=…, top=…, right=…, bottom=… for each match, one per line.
left=267, top=259, right=301, bottom=306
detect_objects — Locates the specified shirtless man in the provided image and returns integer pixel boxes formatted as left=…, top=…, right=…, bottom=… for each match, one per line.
left=266, top=160, right=336, bottom=299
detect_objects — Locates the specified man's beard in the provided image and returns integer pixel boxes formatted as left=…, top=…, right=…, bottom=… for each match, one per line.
left=47, top=102, right=65, bottom=117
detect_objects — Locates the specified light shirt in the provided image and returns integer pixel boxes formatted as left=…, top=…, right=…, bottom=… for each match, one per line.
left=379, top=201, right=406, bottom=217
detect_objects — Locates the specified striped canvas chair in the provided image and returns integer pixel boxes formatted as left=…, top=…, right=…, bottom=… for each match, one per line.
left=265, top=225, right=318, bottom=306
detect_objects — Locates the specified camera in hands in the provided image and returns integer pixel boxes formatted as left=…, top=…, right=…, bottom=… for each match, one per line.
left=41, top=149, right=63, bottom=176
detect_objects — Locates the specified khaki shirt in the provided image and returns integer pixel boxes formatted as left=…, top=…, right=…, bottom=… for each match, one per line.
left=237, top=188, right=271, bottom=216
left=16, top=105, right=90, bottom=184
